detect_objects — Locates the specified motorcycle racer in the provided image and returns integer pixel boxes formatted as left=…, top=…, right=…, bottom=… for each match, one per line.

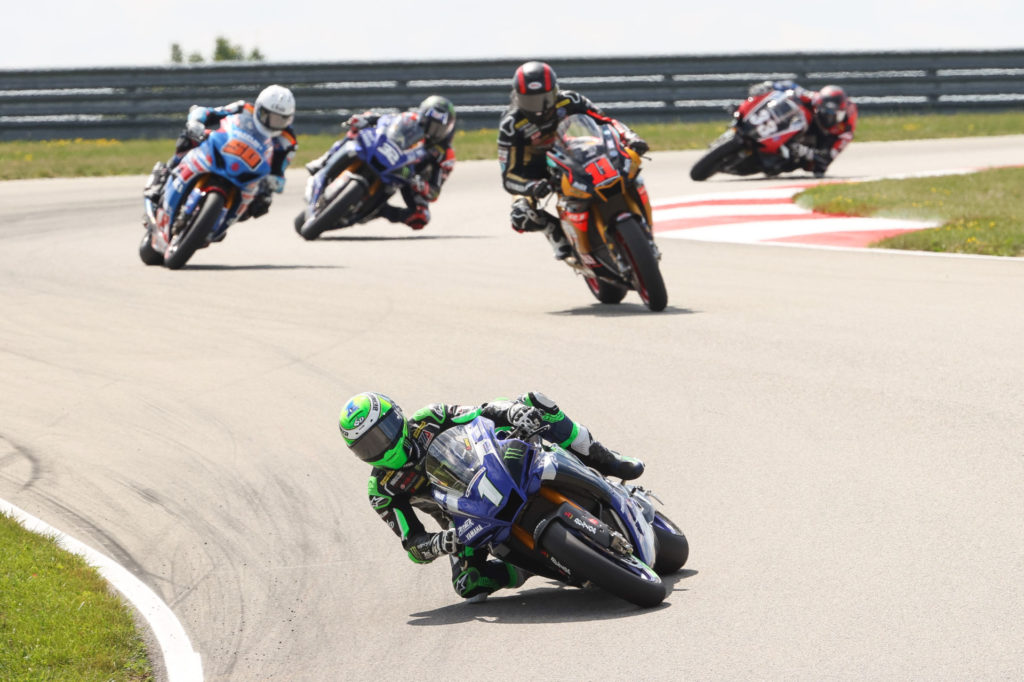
left=749, top=80, right=858, bottom=177
left=498, top=61, right=650, bottom=259
left=144, top=84, right=297, bottom=221
left=339, top=391, right=644, bottom=601
left=304, top=95, right=457, bottom=230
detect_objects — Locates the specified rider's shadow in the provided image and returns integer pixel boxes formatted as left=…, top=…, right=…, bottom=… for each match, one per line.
left=549, top=304, right=697, bottom=317
left=406, top=570, right=696, bottom=626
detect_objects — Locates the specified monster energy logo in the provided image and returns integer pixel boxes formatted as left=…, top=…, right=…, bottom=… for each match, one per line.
left=504, top=444, right=526, bottom=461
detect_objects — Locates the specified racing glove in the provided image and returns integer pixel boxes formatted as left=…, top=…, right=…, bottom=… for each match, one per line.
left=626, top=136, right=650, bottom=156
left=433, top=528, right=461, bottom=556
left=525, top=179, right=552, bottom=199
left=506, top=403, right=550, bottom=439
left=185, top=119, right=206, bottom=142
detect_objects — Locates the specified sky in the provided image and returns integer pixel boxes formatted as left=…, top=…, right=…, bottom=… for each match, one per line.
left=3, top=0, right=1022, bottom=69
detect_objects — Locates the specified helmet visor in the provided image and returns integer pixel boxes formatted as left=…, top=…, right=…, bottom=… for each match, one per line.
left=258, top=107, right=294, bottom=132
left=516, top=90, right=557, bottom=116
left=349, top=407, right=406, bottom=464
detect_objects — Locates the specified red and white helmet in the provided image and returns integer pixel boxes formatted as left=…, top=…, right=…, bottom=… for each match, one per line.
left=812, top=85, right=850, bottom=129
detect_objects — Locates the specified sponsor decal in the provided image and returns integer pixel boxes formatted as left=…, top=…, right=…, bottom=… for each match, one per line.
left=550, top=556, right=571, bottom=575
left=369, top=495, right=389, bottom=509
left=573, top=517, right=598, bottom=534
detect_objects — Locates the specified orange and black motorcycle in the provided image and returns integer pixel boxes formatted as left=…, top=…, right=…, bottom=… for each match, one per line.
left=544, top=114, right=667, bottom=312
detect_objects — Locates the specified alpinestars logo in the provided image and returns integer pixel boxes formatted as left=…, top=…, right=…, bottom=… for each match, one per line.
left=454, top=572, right=471, bottom=595
left=369, top=495, right=389, bottom=509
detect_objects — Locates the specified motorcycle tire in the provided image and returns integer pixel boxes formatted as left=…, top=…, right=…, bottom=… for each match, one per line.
left=163, top=192, right=223, bottom=270
left=652, top=512, right=689, bottom=575
left=585, top=276, right=628, bottom=304
left=615, top=218, right=668, bottom=312
left=690, top=134, right=745, bottom=181
left=299, top=180, right=365, bottom=241
left=293, top=209, right=306, bottom=235
left=539, top=519, right=666, bottom=608
left=138, top=231, right=164, bottom=266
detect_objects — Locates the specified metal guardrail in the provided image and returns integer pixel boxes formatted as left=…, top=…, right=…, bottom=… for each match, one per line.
left=2, top=50, right=1023, bottom=141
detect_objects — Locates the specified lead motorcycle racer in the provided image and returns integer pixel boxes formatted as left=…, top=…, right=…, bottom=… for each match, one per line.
left=339, top=391, right=644, bottom=602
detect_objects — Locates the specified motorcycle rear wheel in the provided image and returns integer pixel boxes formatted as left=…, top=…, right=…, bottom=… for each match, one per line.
left=652, top=512, right=689, bottom=575
left=299, top=180, right=365, bottom=241
left=615, top=219, right=667, bottom=312
left=164, top=192, right=223, bottom=270
left=584, top=275, right=628, bottom=304
left=540, top=520, right=666, bottom=608
left=690, top=134, right=745, bottom=181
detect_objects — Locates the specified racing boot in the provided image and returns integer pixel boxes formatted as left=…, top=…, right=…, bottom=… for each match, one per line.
left=583, top=441, right=645, bottom=481
left=543, top=221, right=571, bottom=260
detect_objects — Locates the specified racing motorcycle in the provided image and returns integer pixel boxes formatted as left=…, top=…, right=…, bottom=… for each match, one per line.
left=424, top=413, right=689, bottom=608
left=140, top=117, right=274, bottom=269
left=544, top=114, right=668, bottom=312
left=690, top=88, right=812, bottom=181
left=295, top=113, right=427, bottom=240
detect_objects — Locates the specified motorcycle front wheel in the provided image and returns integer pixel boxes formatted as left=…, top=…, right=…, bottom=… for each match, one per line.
left=584, top=275, right=628, bottom=304
left=652, top=511, right=689, bottom=575
left=539, top=520, right=666, bottom=608
left=138, top=230, right=164, bottom=266
left=614, top=219, right=667, bottom=312
left=690, top=133, right=745, bottom=181
left=164, top=192, right=223, bottom=270
left=299, top=180, right=365, bottom=241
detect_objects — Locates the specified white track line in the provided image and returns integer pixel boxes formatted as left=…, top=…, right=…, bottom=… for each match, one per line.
left=0, top=498, right=203, bottom=681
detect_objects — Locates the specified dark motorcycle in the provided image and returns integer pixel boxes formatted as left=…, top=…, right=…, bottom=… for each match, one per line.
left=425, top=413, right=688, bottom=608
left=545, top=114, right=668, bottom=312
left=690, top=89, right=812, bottom=181
left=295, top=113, right=427, bottom=240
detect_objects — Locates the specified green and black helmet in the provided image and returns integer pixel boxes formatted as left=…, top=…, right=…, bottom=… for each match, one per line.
left=339, top=392, right=412, bottom=469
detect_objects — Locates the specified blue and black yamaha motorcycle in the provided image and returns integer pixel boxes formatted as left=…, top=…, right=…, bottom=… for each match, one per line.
left=425, top=414, right=688, bottom=608
left=295, top=113, right=427, bottom=240
left=140, top=114, right=274, bottom=269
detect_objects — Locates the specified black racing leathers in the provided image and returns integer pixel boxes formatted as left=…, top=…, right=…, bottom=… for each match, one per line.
left=365, top=392, right=609, bottom=598
left=497, top=90, right=635, bottom=196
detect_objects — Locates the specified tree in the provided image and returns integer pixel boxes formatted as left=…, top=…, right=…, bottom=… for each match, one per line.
left=169, top=37, right=265, bottom=64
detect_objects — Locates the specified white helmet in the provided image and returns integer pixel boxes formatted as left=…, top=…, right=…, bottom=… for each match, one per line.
left=253, top=84, right=295, bottom=137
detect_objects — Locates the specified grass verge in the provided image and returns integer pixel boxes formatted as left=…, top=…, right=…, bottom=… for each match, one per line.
left=0, top=512, right=152, bottom=681
left=795, top=166, right=1024, bottom=256
left=2, top=110, right=1022, bottom=181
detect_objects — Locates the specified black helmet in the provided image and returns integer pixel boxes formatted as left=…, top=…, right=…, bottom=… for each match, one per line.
left=416, top=95, right=457, bottom=145
left=512, top=61, right=559, bottom=125
left=812, top=85, right=850, bottom=129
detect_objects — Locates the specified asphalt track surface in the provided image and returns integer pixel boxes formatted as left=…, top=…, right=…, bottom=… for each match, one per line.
left=1, top=136, right=1023, bottom=680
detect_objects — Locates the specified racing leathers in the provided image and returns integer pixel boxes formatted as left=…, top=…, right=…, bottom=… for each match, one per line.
left=366, top=392, right=644, bottom=600
left=143, top=100, right=297, bottom=221
left=305, top=111, right=456, bottom=230
left=750, top=80, right=858, bottom=177
left=498, top=91, right=649, bottom=258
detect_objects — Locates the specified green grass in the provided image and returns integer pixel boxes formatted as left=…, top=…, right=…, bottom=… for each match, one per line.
left=795, top=167, right=1024, bottom=256
left=0, top=512, right=152, bottom=681
left=3, top=110, right=1023, bottom=181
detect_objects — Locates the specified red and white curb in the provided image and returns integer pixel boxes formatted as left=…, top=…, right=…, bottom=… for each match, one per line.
left=652, top=185, right=936, bottom=248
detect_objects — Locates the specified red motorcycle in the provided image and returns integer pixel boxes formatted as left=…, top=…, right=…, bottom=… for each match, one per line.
left=690, top=89, right=812, bottom=181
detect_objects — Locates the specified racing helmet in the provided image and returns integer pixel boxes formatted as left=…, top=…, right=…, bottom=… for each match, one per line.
left=253, top=84, right=296, bottom=138
left=417, top=95, right=457, bottom=145
left=512, top=61, right=559, bottom=125
left=339, top=392, right=413, bottom=469
left=812, top=85, right=850, bottom=129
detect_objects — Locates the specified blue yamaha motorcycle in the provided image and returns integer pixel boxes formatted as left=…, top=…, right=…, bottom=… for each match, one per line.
left=295, top=113, right=428, bottom=240
left=425, top=415, right=688, bottom=608
left=140, top=114, right=274, bottom=269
